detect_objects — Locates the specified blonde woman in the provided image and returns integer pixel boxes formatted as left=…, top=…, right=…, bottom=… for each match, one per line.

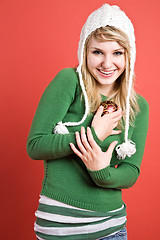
left=27, top=4, right=149, bottom=240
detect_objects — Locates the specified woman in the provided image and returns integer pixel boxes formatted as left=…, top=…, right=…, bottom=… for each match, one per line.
left=27, top=4, right=149, bottom=240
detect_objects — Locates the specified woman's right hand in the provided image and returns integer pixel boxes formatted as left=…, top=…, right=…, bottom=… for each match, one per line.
left=91, top=105, right=123, bottom=141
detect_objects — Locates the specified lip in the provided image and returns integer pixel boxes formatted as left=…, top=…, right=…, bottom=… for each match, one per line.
left=97, top=68, right=116, bottom=77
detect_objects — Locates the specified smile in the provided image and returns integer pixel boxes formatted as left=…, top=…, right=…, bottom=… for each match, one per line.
left=97, top=69, right=116, bottom=76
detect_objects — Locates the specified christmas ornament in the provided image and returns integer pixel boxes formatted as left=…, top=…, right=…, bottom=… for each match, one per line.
left=100, top=100, right=118, bottom=116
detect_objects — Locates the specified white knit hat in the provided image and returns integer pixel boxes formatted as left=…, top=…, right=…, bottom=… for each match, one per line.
left=54, top=3, right=136, bottom=160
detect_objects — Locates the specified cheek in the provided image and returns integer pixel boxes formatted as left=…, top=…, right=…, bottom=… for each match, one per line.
left=87, top=58, right=94, bottom=70
left=117, top=57, right=126, bottom=70
left=87, top=54, right=99, bottom=69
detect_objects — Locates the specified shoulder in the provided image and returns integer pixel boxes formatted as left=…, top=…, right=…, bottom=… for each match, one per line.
left=40, top=68, right=79, bottom=100
left=136, top=94, right=149, bottom=112
left=53, top=67, right=79, bottom=84
left=45, top=67, right=79, bottom=93
left=135, top=94, right=149, bottom=123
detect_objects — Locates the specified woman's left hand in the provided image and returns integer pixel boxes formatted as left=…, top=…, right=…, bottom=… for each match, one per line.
left=70, top=126, right=118, bottom=171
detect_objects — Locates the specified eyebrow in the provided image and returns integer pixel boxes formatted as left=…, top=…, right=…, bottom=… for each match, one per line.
left=113, top=48, right=125, bottom=51
left=90, top=47, right=125, bottom=51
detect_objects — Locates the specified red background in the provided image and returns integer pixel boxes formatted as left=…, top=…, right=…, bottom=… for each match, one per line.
left=0, top=0, right=159, bottom=239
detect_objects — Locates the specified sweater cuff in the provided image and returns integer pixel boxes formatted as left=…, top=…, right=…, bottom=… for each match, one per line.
left=87, top=165, right=111, bottom=187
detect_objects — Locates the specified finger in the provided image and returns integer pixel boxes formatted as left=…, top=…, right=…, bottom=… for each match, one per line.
left=111, top=130, right=122, bottom=135
left=81, top=127, right=92, bottom=151
left=95, top=106, right=104, bottom=118
left=112, top=113, right=123, bottom=124
left=113, top=122, right=118, bottom=129
left=106, top=141, right=118, bottom=157
left=87, top=127, right=101, bottom=150
left=108, top=107, right=122, bottom=119
left=69, top=143, right=83, bottom=159
left=75, top=131, right=86, bottom=154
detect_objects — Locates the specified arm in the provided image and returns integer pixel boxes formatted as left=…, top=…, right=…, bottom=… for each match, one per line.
left=88, top=161, right=140, bottom=189
left=27, top=68, right=117, bottom=161
left=70, top=96, right=149, bottom=189
left=26, top=68, right=80, bottom=160
left=88, top=96, right=149, bottom=189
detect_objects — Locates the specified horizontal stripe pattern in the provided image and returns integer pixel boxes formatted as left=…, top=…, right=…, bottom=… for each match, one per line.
left=35, top=216, right=126, bottom=235
left=35, top=195, right=127, bottom=240
left=35, top=210, right=110, bottom=223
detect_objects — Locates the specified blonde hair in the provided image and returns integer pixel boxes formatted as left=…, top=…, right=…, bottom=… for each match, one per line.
left=81, top=25, right=139, bottom=128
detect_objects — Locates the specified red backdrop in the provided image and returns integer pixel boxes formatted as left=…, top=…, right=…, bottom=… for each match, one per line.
left=0, top=0, right=159, bottom=239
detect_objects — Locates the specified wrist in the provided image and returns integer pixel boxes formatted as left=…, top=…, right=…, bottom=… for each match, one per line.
left=91, top=127, right=106, bottom=141
left=91, top=126, right=105, bottom=141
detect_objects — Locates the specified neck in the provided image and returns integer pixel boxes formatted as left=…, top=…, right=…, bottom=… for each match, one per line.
left=98, top=84, right=114, bottom=97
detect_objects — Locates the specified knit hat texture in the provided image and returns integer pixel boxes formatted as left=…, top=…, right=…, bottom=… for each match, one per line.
left=54, top=3, right=136, bottom=159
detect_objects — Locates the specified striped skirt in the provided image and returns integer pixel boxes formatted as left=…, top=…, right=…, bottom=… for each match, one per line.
left=35, top=195, right=127, bottom=240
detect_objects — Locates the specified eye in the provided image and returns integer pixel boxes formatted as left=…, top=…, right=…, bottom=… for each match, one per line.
left=113, top=51, right=124, bottom=56
left=92, top=50, right=103, bottom=55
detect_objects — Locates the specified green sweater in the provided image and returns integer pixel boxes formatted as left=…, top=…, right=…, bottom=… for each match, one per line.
left=27, top=68, right=149, bottom=212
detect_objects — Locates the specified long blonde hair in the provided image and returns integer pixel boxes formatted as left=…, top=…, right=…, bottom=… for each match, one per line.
left=81, top=26, right=139, bottom=128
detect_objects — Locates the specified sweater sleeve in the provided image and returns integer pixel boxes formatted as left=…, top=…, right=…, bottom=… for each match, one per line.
left=87, top=96, right=149, bottom=189
left=27, top=68, right=116, bottom=161
left=27, top=68, right=81, bottom=160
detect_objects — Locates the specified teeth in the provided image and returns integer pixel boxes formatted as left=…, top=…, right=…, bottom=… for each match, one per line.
left=99, top=70, right=114, bottom=75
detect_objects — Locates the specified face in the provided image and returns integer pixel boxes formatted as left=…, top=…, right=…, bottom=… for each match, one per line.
left=87, top=36, right=126, bottom=95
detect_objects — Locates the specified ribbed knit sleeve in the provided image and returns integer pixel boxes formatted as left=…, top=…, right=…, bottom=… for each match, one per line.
left=26, top=68, right=113, bottom=161
left=87, top=95, right=149, bottom=189
left=27, top=68, right=81, bottom=160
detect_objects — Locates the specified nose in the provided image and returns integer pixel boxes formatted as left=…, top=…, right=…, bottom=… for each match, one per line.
left=101, top=55, right=112, bottom=69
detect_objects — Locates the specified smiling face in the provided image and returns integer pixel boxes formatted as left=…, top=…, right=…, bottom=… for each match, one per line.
left=87, top=36, right=126, bottom=96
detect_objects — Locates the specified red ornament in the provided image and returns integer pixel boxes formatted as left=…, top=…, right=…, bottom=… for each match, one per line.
left=100, top=100, right=118, bottom=116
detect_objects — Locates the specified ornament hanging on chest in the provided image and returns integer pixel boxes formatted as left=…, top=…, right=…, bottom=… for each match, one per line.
left=100, top=100, right=118, bottom=116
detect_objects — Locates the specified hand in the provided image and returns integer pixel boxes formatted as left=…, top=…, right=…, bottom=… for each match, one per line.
left=70, top=126, right=118, bottom=171
left=91, top=106, right=123, bottom=141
